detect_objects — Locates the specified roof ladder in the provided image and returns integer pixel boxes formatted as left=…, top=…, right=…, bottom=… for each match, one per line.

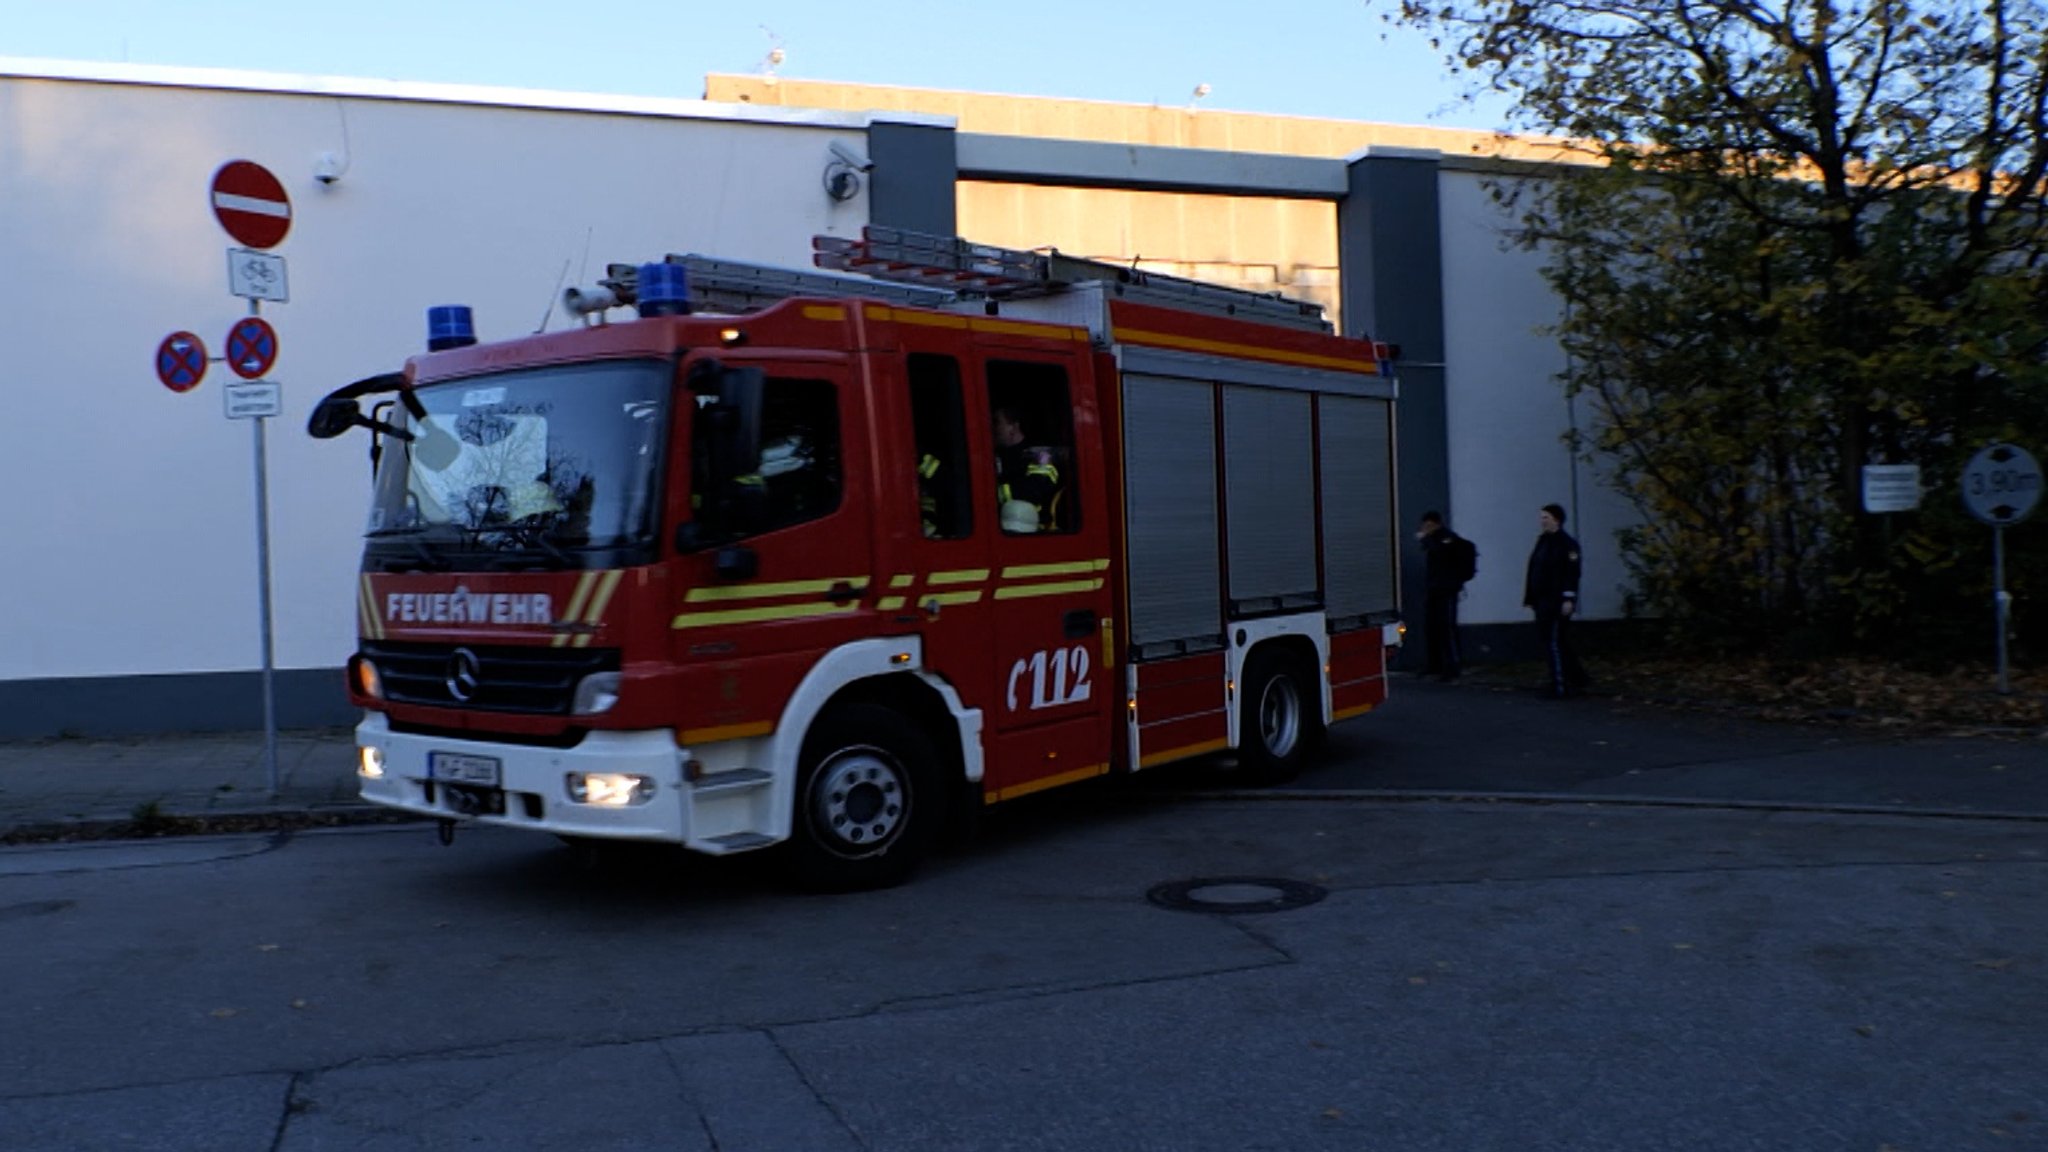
left=812, top=225, right=1330, bottom=331
left=599, top=253, right=957, bottom=315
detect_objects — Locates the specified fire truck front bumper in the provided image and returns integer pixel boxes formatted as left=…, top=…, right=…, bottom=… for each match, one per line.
left=353, top=713, right=690, bottom=843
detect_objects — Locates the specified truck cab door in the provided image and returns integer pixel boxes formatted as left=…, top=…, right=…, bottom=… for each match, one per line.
left=975, top=351, right=1117, bottom=801
left=880, top=345, right=996, bottom=732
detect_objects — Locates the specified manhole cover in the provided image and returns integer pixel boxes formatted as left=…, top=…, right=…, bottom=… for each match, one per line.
left=1146, top=876, right=1327, bottom=915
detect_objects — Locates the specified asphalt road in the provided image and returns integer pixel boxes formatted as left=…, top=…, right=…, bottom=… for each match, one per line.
left=3, top=780, right=2043, bottom=1150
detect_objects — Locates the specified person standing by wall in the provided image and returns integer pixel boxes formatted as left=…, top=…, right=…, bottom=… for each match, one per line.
left=1523, top=502, right=1589, bottom=698
left=1415, top=511, right=1474, bottom=681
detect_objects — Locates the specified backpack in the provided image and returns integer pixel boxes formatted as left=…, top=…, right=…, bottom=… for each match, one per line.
left=1446, top=535, right=1478, bottom=585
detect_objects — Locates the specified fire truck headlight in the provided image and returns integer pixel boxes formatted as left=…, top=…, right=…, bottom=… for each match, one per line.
left=565, top=772, right=655, bottom=806
left=351, top=656, right=384, bottom=700
left=358, top=746, right=385, bottom=779
left=570, top=672, right=622, bottom=716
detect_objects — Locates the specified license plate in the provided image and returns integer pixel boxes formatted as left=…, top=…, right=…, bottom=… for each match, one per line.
left=429, top=751, right=501, bottom=787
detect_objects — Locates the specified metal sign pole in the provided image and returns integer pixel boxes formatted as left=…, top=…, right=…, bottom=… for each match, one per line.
left=1961, top=442, right=2039, bottom=698
left=1994, top=524, right=2010, bottom=696
left=248, top=299, right=280, bottom=797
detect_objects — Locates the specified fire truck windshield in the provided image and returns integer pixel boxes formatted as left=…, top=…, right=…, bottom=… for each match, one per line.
left=362, top=359, right=670, bottom=566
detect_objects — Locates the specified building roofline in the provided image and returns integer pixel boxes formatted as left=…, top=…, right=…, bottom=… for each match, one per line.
left=0, top=56, right=954, bottom=130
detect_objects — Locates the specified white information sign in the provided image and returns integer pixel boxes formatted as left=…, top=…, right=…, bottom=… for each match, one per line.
left=223, top=380, right=282, bottom=420
left=1861, top=464, right=1922, bottom=513
left=227, top=248, right=289, bottom=302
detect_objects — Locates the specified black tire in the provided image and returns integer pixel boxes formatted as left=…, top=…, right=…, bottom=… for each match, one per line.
left=789, top=703, right=940, bottom=892
left=1235, top=647, right=1317, bottom=785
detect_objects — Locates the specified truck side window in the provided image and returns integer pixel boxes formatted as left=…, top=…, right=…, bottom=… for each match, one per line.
left=907, top=354, right=973, bottom=540
left=987, top=360, right=1078, bottom=536
left=753, top=377, right=842, bottom=534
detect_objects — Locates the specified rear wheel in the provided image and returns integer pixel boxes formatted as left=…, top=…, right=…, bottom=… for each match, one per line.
left=789, top=704, right=939, bottom=891
left=1235, top=648, right=1317, bottom=785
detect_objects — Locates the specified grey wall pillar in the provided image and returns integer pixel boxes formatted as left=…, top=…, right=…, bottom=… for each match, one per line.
left=1338, top=148, right=1446, bottom=669
left=865, top=119, right=958, bottom=235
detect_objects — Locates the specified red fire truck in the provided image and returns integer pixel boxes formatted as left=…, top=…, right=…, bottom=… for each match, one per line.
left=308, top=227, right=1403, bottom=889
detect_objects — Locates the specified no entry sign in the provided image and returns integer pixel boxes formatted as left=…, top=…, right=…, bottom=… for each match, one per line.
left=210, top=160, right=292, bottom=249
left=226, top=316, right=279, bottom=380
left=156, top=331, right=208, bottom=392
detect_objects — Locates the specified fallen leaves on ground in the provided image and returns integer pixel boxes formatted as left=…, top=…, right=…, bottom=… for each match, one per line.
left=0, top=808, right=420, bottom=846
left=1477, top=656, right=2048, bottom=737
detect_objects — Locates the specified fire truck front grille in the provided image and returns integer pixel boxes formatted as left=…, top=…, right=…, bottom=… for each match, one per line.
left=362, top=642, right=620, bottom=714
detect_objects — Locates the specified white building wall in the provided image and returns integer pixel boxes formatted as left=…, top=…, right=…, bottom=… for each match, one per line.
left=1437, top=166, right=1635, bottom=626
left=0, top=63, right=881, bottom=685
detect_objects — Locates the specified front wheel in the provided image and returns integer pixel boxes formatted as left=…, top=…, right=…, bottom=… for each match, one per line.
left=789, top=704, right=939, bottom=892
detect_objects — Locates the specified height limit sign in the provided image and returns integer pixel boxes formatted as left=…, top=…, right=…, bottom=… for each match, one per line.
left=1962, top=443, right=2042, bottom=527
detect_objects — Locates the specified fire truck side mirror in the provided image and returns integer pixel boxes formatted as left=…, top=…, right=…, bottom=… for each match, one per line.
left=307, top=396, right=364, bottom=439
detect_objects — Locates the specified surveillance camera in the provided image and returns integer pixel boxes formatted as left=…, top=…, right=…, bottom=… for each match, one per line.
left=824, top=165, right=861, bottom=202
left=827, top=140, right=873, bottom=172
left=313, top=151, right=348, bottom=186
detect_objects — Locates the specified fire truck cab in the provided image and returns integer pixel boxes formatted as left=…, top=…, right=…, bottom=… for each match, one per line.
left=309, top=228, right=1403, bottom=890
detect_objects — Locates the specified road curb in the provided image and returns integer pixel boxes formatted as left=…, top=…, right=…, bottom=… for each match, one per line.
left=1162, top=786, right=2048, bottom=823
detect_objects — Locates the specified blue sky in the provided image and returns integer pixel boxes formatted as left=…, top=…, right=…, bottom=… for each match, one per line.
left=0, top=0, right=1516, bottom=131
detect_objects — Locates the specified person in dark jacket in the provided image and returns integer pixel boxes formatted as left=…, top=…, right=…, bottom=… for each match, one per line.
left=1415, top=511, right=1470, bottom=680
left=1523, top=502, right=1589, bottom=698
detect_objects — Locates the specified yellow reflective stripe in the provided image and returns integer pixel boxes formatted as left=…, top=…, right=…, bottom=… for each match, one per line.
left=985, top=763, right=1110, bottom=804
left=1139, top=738, right=1229, bottom=769
left=1332, top=703, right=1377, bottom=722
left=892, top=310, right=970, bottom=330
left=680, top=721, right=774, bottom=745
left=1001, top=561, right=1099, bottom=579
left=917, top=590, right=984, bottom=607
left=673, top=602, right=858, bottom=629
left=1092, top=558, right=1112, bottom=571
left=888, top=574, right=915, bottom=589
left=877, top=596, right=907, bottom=612
left=1114, top=327, right=1374, bottom=374
left=970, top=317, right=1088, bottom=341
left=553, top=572, right=600, bottom=648
left=684, top=577, right=865, bottom=603
left=801, top=305, right=846, bottom=321
left=878, top=306, right=1083, bottom=342
left=573, top=570, right=625, bottom=648
left=993, top=578, right=1104, bottom=600
left=929, top=569, right=989, bottom=586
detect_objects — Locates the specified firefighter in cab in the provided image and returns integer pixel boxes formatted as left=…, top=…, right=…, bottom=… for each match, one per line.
left=992, top=406, right=1062, bottom=534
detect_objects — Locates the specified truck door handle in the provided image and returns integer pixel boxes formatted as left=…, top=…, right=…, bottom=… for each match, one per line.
left=825, top=581, right=861, bottom=605
left=1063, top=609, right=1096, bottom=638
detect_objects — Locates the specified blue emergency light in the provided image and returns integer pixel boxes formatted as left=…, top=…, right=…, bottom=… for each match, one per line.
left=637, top=262, right=691, bottom=318
left=427, top=305, right=477, bottom=351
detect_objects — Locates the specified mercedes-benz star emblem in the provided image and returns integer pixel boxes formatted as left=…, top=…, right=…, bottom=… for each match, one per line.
left=446, top=648, right=483, bottom=703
